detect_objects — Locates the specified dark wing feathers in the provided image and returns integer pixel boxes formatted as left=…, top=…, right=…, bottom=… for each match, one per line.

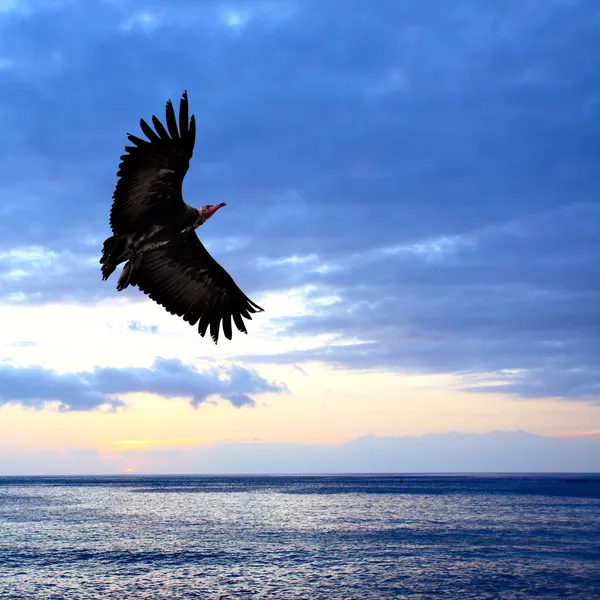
left=109, top=91, right=196, bottom=234
left=165, top=100, right=179, bottom=140
left=129, top=232, right=263, bottom=344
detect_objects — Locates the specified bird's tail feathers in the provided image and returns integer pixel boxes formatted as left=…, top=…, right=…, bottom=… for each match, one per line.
left=116, top=259, right=137, bottom=291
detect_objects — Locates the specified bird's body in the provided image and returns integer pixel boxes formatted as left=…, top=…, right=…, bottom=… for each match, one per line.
left=100, top=91, right=263, bottom=343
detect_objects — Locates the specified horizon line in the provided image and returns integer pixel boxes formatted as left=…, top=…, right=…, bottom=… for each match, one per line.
left=1, top=471, right=599, bottom=478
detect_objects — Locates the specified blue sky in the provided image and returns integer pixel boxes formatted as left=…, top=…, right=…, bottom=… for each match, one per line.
left=0, top=0, right=599, bottom=474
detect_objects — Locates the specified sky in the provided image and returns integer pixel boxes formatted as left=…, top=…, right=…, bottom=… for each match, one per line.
left=0, top=0, right=599, bottom=474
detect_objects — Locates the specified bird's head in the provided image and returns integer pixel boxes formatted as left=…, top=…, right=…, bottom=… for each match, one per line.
left=198, top=203, right=226, bottom=225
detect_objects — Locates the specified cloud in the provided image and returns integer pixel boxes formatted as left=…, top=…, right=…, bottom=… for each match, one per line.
left=127, top=320, right=159, bottom=334
left=1, top=431, right=599, bottom=475
left=235, top=203, right=600, bottom=402
left=0, top=358, right=286, bottom=411
left=0, top=1, right=598, bottom=400
left=463, top=368, right=600, bottom=403
left=120, top=10, right=162, bottom=34
left=0, top=0, right=23, bottom=17
left=2, top=1, right=597, bottom=249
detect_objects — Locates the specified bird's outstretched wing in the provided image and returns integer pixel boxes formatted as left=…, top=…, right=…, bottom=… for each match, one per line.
left=109, top=90, right=197, bottom=234
left=129, top=232, right=264, bottom=343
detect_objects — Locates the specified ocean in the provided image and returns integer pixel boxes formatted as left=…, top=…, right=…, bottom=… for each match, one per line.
left=1, top=474, right=599, bottom=599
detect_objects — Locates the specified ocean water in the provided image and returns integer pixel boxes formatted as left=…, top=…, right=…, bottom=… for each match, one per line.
left=1, top=475, right=599, bottom=599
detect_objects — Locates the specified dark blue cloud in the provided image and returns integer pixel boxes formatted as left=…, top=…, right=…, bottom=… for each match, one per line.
left=0, top=1, right=598, bottom=401
left=0, top=358, right=286, bottom=411
left=236, top=202, right=600, bottom=401
left=1, top=0, right=597, bottom=250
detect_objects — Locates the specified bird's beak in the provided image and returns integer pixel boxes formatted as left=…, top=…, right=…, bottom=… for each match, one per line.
left=206, top=203, right=226, bottom=218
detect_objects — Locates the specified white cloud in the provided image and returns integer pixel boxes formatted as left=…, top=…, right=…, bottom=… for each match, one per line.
left=120, top=10, right=161, bottom=34
left=0, top=0, right=70, bottom=20
left=380, top=234, right=475, bottom=261
left=219, top=7, right=251, bottom=31
left=0, top=0, right=21, bottom=15
left=0, top=284, right=338, bottom=372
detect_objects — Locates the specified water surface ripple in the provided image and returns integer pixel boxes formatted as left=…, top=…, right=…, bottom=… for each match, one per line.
left=1, top=474, right=599, bottom=599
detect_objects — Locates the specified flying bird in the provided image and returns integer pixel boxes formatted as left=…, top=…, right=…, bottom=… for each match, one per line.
left=100, top=91, right=263, bottom=343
